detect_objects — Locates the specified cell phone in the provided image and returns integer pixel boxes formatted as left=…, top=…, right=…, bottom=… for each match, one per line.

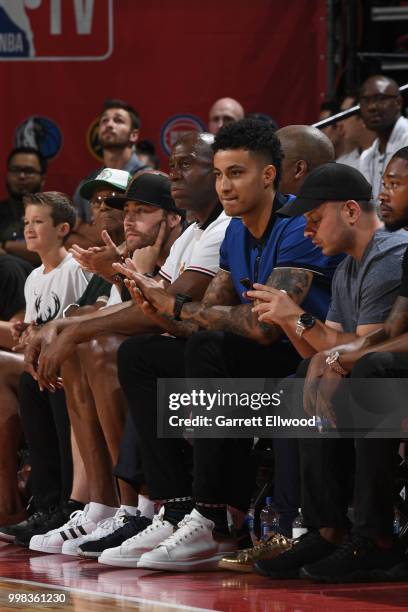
left=240, top=277, right=253, bottom=291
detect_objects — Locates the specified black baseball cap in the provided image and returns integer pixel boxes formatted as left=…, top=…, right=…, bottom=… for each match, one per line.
left=277, top=162, right=372, bottom=217
left=105, top=172, right=179, bottom=213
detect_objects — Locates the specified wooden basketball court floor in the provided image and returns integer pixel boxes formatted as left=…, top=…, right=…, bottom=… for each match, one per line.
left=0, top=542, right=407, bottom=611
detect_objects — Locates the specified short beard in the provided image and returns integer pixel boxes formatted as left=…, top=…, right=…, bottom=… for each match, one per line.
left=384, top=218, right=408, bottom=232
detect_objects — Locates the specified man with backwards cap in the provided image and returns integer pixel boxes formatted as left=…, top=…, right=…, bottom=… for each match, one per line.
left=247, top=162, right=408, bottom=582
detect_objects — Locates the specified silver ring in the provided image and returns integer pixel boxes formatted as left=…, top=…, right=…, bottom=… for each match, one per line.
left=279, top=289, right=288, bottom=294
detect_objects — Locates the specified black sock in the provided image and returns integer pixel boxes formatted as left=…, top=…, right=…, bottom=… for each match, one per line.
left=196, top=505, right=229, bottom=536
left=164, top=500, right=194, bottom=527
left=65, top=499, right=85, bottom=512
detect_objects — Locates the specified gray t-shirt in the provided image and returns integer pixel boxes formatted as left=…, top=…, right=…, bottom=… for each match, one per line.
left=326, top=229, right=408, bottom=333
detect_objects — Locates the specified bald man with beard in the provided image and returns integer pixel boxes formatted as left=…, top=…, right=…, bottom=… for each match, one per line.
left=359, top=75, right=408, bottom=200
left=277, top=125, right=335, bottom=195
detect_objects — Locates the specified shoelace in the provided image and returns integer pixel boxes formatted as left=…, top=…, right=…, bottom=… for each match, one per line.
left=158, top=514, right=204, bottom=548
left=39, top=509, right=86, bottom=537
left=92, top=512, right=129, bottom=537
left=59, top=509, right=85, bottom=530
left=125, top=512, right=166, bottom=544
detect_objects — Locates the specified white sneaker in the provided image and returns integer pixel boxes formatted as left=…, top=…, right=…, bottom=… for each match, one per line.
left=98, top=507, right=174, bottom=568
left=61, top=507, right=124, bottom=556
left=29, top=505, right=96, bottom=554
left=137, top=509, right=237, bottom=571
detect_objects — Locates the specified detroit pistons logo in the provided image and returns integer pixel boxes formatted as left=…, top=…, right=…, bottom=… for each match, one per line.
left=160, top=115, right=207, bottom=156
left=0, top=0, right=113, bottom=61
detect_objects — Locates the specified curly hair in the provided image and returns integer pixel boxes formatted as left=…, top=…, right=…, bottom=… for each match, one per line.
left=212, top=119, right=282, bottom=188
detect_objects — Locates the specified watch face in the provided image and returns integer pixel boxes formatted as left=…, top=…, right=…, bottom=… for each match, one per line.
left=299, top=313, right=315, bottom=328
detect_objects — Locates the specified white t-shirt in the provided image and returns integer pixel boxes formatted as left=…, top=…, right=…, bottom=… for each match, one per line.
left=360, top=116, right=408, bottom=200
left=160, top=209, right=230, bottom=283
left=24, top=254, right=91, bottom=324
left=336, top=148, right=361, bottom=170
left=105, top=284, right=122, bottom=307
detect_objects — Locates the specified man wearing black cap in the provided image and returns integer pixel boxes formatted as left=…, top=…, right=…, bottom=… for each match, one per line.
left=247, top=162, right=408, bottom=582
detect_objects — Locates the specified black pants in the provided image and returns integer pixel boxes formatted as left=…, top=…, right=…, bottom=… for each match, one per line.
left=296, top=357, right=401, bottom=539
left=117, top=331, right=301, bottom=513
left=113, top=412, right=145, bottom=489
left=18, top=372, right=73, bottom=510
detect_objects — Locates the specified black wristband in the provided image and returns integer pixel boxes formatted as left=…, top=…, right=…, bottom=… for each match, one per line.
left=173, top=293, right=192, bottom=321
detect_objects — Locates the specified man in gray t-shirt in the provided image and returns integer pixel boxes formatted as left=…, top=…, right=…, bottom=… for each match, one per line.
left=249, top=162, right=407, bottom=582
left=327, top=228, right=408, bottom=333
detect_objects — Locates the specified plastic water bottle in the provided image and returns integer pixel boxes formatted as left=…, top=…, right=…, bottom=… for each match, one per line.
left=245, top=506, right=257, bottom=545
left=260, top=497, right=279, bottom=540
left=292, top=508, right=308, bottom=539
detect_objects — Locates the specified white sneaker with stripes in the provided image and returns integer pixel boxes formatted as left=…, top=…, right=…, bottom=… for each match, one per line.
left=29, top=505, right=97, bottom=554
left=61, top=508, right=129, bottom=556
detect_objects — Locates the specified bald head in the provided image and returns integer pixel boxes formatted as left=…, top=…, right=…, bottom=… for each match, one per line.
left=359, top=75, right=402, bottom=133
left=360, top=75, right=400, bottom=97
left=174, top=131, right=214, bottom=162
left=208, top=97, right=245, bottom=134
left=277, top=125, right=335, bottom=195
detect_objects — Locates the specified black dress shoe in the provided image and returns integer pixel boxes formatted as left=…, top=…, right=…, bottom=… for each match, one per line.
left=254, top=531, right=337, bottom=579
left=300, top=534, right=405, bottom=583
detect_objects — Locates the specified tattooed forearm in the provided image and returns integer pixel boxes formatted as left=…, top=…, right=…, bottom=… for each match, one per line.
left=201, top=270, right=241, bottom=307
left=180, top=302, right=280, bottom=344
left=178, top=267, right=314, bottom=345
left=384, top=296, right=408, bottom=338
left=267, top=267, right=313, bottom=304
left=157, top=315, right=199, bottom=338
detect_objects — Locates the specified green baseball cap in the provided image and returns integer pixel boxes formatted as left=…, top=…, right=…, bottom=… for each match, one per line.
left=79, top=168, right=132, bottom=200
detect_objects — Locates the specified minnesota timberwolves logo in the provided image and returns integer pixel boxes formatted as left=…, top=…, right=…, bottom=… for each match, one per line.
left=15, top=116, right=62, bottom=160
left=0, top=0, right=113, bottom=61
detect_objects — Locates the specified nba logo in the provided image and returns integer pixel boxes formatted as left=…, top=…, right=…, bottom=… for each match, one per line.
left=0, top=0, right=113, bottom=61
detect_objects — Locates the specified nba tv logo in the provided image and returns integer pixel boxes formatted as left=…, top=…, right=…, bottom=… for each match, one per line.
left=0, top=0, right=113, bottom=61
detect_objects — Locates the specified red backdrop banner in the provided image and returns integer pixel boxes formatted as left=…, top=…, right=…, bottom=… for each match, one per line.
left=0, top=0, right=327, bottom=197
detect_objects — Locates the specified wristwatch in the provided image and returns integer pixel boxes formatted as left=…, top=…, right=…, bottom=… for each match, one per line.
left=173, top=293, right=192, bottom=321
left=326, top=351, right=348, bottom=376
left=295, top=313, right=316, bottom=337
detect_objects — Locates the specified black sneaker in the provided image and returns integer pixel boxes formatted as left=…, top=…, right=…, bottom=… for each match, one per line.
left=78, top=512, right=152, bottom=559
left=14, top=500, right=84, bottom=548
left=254, top=531, right=338, bottom=579
left=0, top=503, right=36, bottom=543
left=300, top=534, right=406, bottom=583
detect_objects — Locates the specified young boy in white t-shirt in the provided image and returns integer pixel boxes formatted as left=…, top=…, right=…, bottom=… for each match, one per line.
left=0, top=192, right=90, bottom=530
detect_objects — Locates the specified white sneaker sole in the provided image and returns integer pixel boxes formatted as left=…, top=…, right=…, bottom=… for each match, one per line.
left=98, top=554, right=141, bottom=568
left=137, top=552, right=233, bottom=572
left=29, top=542, right=63, bottom=554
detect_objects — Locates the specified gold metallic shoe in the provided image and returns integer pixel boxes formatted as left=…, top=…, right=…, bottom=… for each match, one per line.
left=218, top=533, right=292, bottom=573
